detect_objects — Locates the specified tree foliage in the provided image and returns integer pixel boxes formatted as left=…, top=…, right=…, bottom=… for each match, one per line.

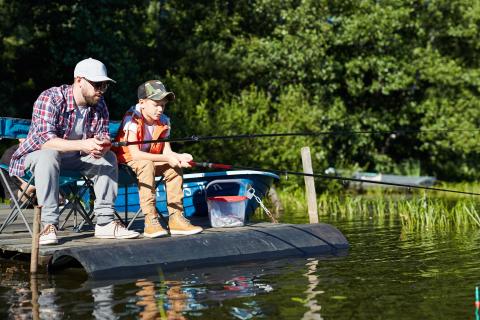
left=1, top=0, right=479, bottom=182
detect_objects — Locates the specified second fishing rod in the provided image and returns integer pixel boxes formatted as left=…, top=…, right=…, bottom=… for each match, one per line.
left=188, top=161, right=480, bottom=197
left=110, top=128, right=480, bottom=147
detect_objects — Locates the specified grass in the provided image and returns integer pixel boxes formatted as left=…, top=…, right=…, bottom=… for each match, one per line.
left=270, top=184, right=480, bottom=231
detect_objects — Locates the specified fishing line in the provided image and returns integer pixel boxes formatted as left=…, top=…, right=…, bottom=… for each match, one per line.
left=189, top=161, right=480, bottom=197
left=111, top=128, right=480, bottom=147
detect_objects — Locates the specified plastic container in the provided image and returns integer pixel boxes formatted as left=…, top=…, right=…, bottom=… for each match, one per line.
left=206, top=180, right=248, bottom=228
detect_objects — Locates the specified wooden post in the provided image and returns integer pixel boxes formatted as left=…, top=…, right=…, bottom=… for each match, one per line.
left=30, top=205, right=41, bottom=274
left=301, top=147, right=318, bottom=223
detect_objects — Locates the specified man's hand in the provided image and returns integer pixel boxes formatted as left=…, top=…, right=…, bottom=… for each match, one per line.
left=81, top=137, right=110, bottom=158
left=95, top=135, right=112, bottom=156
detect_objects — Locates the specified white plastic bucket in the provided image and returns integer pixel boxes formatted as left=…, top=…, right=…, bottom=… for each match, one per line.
left=207, top=195, right=247, bottom=227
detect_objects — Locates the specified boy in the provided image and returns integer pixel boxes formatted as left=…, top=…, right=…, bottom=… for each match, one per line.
left=114, top=80, right=202, bottom=238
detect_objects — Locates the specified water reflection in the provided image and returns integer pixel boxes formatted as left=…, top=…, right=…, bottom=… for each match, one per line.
left=135, top=279, right=188, bottom=320
left=164, top=282, right=188, bottom=320
left=31, top=276, right=39, bottom=320
left=87, top=264, right=278, bottom=319
left=1, top=256, right=344, bottom=319
left=105, top=272, right=272, bottom=319
left=1, top=264, right=64, bottom=319
left=38, top=287, right=63, bottom=318
left=135, top=279, right=161, bottom=319
left=2, top=263, right=30, bottom=319
left=89, top=279, right=192, bottom=319
left=92, top=284, right=116, bottom=320
left=301, top=258, right=324, bottom=320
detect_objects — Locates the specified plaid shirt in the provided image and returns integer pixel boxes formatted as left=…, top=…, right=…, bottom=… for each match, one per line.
left=9, top=85, right=111, bottom=177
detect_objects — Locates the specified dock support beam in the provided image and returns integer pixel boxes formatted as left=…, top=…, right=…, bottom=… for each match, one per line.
left=30, top=206, right=41, bottom=274
left=301, top=147, right=318, bottom=223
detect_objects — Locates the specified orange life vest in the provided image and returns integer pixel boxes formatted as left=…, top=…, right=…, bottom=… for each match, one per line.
left=113, top=108, right=170, bottom=163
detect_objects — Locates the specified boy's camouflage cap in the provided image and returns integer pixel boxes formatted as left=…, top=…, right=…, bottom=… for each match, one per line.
left=137, top=80, right=175, bottom=101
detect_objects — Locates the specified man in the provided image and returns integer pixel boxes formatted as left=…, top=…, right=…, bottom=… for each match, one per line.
left=9, top=58, right=139, bottom=245
left=114, top=80, right=202, bottom=238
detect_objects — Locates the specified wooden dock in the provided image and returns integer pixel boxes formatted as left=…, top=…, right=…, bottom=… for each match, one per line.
left=0, top=207, right=349, bottom=279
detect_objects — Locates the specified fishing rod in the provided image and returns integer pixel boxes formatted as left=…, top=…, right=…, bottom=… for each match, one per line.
left=188, top=161, right=480, bottom=197
left=111, top=128, right=480, bottom=147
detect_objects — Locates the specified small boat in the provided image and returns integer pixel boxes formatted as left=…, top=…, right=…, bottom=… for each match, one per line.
left=115, top=170, right=280, bottom=218
left=351, top=171, right=436, bottom=188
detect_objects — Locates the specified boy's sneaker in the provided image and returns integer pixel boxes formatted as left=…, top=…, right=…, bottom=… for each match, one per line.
left=144, top=216, right=168, bottom=238
left=169, top=213, right=203, bottom=235
left=39, top=224, right=58, bottom=245
left=94, top=221, right=140, bottom=239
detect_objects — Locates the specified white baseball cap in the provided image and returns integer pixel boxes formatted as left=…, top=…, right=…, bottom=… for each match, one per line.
left=73, top=58, right=116, bottom=83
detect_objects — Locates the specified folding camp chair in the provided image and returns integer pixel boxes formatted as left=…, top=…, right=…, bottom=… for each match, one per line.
left=0, top=164, right=96, bottom=235
left=0, top=117, right=34, bottom=234
left=117, top=163, right=167, bottom=229
left=58, top=171, right=96, bottom=231
left=0, top=163, right=35, bottom=235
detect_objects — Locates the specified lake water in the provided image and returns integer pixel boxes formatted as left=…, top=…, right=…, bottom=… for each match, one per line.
left=1, top=213, right=479, bottom=319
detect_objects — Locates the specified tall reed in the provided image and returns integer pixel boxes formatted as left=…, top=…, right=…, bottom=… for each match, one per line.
left=272, top=186, right=480, bottom=231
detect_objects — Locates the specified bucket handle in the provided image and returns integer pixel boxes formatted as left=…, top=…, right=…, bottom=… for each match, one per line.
left=205, top=179, right=248, bottom=199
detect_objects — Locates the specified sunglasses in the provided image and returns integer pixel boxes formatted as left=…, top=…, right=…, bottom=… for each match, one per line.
left=83, top=78, right=109, bottom=93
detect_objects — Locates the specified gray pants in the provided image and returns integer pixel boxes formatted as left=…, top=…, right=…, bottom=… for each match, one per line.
left=24, top=149, right=118, bottom=225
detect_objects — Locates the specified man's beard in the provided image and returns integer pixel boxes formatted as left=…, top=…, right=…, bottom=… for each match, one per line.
left=86, top=95, right=100, bottom=105
left=83, top=88, right=100, bottom=105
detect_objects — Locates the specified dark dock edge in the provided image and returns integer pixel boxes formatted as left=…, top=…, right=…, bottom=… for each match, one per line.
left=49, top=223, right=349, bottom=279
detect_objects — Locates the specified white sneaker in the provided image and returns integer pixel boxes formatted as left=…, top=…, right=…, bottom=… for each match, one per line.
left=94, top=221, right=140, bottom=239
left=39, top=224, right=58, bottom=245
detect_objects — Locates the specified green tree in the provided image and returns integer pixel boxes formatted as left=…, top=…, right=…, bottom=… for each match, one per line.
left=1, top=0, right=480, bottom=182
